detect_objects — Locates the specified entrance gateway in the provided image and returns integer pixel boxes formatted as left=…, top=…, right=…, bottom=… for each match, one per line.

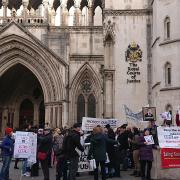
left=0, top=21, right=67, bottom=135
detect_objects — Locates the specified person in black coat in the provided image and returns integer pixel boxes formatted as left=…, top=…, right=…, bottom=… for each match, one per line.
left=105, top=124, right=116, bottom=177
left=88, top=127, right=116, bottom=180
left=38, top=128, right=53, bottom=180
left=63, top=123, right=84, bottom=180
left=117, top=125, right=129, bottom=171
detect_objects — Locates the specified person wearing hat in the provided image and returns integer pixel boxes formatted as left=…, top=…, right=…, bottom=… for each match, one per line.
left=0, top=128, right=14, bottom=180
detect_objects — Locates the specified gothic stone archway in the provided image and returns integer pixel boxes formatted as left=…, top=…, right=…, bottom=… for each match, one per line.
left=0, top=21, right=67, bottom=129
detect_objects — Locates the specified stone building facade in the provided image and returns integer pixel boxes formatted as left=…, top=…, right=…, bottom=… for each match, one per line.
left=0, top=0, right=178, bottom=132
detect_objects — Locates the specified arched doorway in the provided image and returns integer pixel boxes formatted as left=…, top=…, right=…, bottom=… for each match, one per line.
left=19, top=99, right=34, bottom=129
left=0, top=64, right=44, bottom=130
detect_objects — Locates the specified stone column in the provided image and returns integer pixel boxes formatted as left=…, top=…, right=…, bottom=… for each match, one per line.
left=88, top=0, right=93, bottom=26
left=2, top=0, right=8, bottom=23
left=45, top=104, right=51, bottom=127
left=61, top=4, right=68, bottom=26
left=104, top=70, right=114, bottom=118
left=22, top=0, right=29, bottom=23
left=55, top=105, right=62, bottom=128
left=74, top=0, right=81, bottom=26
left=45, top=102, right=63, bottom=128
left=51, top=9, right=56, bottom=25
left=43, top=0, right=49, bottom=23
left=33, top=103, right=39, bottom=126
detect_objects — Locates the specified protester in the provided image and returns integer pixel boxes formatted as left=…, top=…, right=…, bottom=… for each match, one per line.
left=0, top=128, right=14, bottom=180
left=130, top=127, right=140, bottom=177
left=117, top=124, right=129, bottom=171
left=105, top=124, right=116, bottom=178
left=139, top=128, right=154, bottom=180
left=63, top=123, right=84, bottom=180
left=88, top=127, right=107, bottom=180
left=22, top=124, right=33, bottom=177
left=147, top=121, right=159, bottom=145
left=88, top=126, right=117, bottom=180
left=38, top=127, right=53, bottom=180
left=53, top=128, right=67, bottom=180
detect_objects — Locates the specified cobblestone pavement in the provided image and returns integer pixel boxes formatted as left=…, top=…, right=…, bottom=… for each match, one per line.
left=6, top=161, right=139, bottom=180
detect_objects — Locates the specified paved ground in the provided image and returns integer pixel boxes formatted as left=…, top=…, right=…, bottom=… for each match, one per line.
left=5, top=161, right=139, bottom=180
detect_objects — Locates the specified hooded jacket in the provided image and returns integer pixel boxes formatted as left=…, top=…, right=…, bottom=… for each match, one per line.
left=0, top=135, right=14, bottom=156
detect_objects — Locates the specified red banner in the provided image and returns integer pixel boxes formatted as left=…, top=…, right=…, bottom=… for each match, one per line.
left=161, top=148, right=180, bottom=168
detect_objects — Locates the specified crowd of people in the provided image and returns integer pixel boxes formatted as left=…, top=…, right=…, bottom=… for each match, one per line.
left=0, top=119, right=171, bottom=180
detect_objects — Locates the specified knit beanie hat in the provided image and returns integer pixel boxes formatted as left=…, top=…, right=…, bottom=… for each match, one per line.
left=5, top=128, right=13, bottom=135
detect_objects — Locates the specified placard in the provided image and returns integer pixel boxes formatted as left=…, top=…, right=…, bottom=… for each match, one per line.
left=78, top=143, right=93, bottom=172
left=142, top=107, right=156, bottom=121
left=82, top=117, right=121, bottom=131
left=161, top=148, right=180, bottom=168
left=157, top=127, right=180, bottom=148
left=144, top=135, right=154, bottom=145
left=14, top=131, right=37, bottom=163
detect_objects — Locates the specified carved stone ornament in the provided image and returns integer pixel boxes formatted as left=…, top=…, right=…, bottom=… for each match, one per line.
left=125, top=42, right=142, bottom=62
left=103, top=20, right=115, bottom=44
left=81, top=79, right=92, bottom=94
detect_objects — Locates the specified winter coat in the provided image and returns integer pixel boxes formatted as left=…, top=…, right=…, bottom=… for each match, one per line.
left=139, top=136, right=153, bottom=161
left=131, top=134, right=140, bottom=151
left=38, top=132, right=53, bottom=154
left=53, top=134, right=64, bottom=155
left=88, top=133, right=116, bottom=162
left=63, top=130, right=84, bottom=158
left=117, top=131, right=129, bottom=150
left=0, top=135, right=14, bottom=157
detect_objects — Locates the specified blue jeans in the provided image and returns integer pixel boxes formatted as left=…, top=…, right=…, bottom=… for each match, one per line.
left=0, top=156, right=12, bottom=180
left=22, top=159, right=30, bottom=174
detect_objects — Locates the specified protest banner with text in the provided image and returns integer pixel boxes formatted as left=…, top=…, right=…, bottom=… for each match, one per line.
left=82, top=117, right=122, bottom=131
left=161, top=148, right=180, bottom=168
left=14, top=131, right=37, bottom=163
left=78, top=143, right=93, bottom=172
left=157, top=127, right=180, bottom=148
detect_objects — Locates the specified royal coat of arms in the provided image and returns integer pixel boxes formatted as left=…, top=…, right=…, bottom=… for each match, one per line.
left=125, top=42, right=142, bottom=62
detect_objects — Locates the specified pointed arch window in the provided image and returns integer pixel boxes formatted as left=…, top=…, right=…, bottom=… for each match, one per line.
left=164, top=17, right=170, bottom=39
left=165, top=62, right=171, bottom=86
left=88, top=94, right=96, bottom=118
left=77, top=94, right=85, bottom=123
left=76, top=75, right=97, bottom=123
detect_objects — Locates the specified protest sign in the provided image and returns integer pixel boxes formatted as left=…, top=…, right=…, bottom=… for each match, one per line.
left=78, top=143, right=93, bottom=172
left=144, top=135, right=154, bottom=145
left=82, top=117, right=121, bottom=131
left=161, top=148, right=180, bottom=168
left=157, top=127, right=180, bottom=148
left=14, top=131, right=37, bottom=163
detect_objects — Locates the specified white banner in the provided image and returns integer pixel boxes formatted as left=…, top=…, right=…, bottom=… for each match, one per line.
left=78, top=143, right=93, bottom=172
left=14, top=131, right=37, bottom=163
left=82, top=117, right=121, bottom=131
left=157, top=127, right=180, bottom=148
left=124, top=105, right=143, bottom=121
